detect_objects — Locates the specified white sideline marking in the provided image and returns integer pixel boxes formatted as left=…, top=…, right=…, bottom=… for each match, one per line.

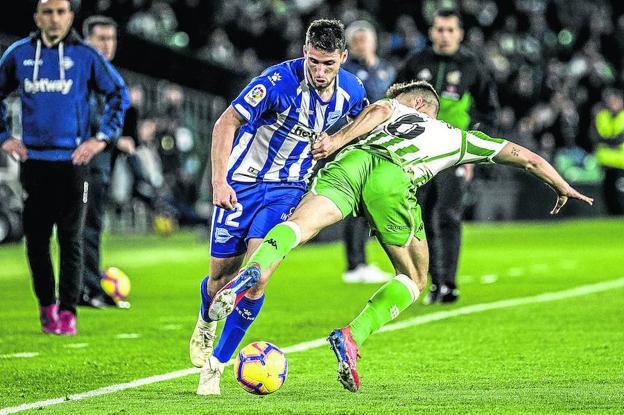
left=0, top=353, right=39, bottom=359
left=507, top=267, right=524, bottom=277
left=161, top=324, right=183, bottom=331
left=2, top=277, right=624, bottom=415
left=64, top=343, right=89, bottom=349
left=480, top=274, right=498, bottom=284
left=115, top=333, right=140, bottom=339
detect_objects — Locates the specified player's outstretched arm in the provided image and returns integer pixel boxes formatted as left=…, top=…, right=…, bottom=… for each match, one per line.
left=211, top=106, right=245, bottom=210
left=493, top=142, right=594, bottom=214
left=312, top=100, right=393, bottom=160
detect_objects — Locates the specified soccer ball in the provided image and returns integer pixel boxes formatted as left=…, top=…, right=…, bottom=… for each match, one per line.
left=234, top=341, right=288, bottom=395
left=101, top=267, right=131, bottom=302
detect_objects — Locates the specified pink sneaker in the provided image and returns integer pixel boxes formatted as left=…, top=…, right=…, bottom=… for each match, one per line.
left=58, top=310, right=77, bottom=336
left=40, top=304, right=59, bottom=334
left=327, top=327, right=361, bottom=392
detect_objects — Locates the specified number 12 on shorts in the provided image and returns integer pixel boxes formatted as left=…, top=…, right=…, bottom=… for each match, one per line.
left=215, top=203, right=243, bottom=227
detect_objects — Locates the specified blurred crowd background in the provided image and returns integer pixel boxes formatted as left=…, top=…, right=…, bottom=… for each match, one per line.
left=1, top=0, right=623, bottom=243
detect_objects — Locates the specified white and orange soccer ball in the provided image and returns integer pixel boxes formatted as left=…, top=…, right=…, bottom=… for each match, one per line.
left=234, top=341, right=288, bottom=395
left=101, top=267, right=131, bottom=302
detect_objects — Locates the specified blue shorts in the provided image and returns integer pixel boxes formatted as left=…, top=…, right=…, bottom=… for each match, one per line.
left=210, top=181, right=306, bottom=258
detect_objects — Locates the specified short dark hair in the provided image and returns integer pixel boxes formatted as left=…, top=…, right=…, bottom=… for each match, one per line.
left=386, top=81, right=440, bottom=115
left=82, top=15, right=117, bottom=38
left=37, top=0, right=75, bottom=11
left=305, top=19, right=346, bottom=52
left=433, top=9, right=463, bottom=28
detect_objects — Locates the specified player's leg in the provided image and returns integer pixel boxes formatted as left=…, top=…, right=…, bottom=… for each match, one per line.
left=226, top=149, right=373, bottom=287
left=417, top=178, right=440, bottom=304
left=55, top=164, right=88, bottom=336
left=328, top=155, right=425, bottom=392
left=21, top=160, right=59, bottom=334
left=191, top=183, right=262, bottom=372
left=207, top=192, right=344, bottom=322
left=348, top=237, right=428, bottom=346
left=80, top=171, right=110, bottom=307
left=434, top=167, right=466, bottom=303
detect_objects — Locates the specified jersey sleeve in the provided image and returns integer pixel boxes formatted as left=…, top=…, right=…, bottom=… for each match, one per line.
left=347, top=77, right=369, bottom=118
left=460, top=130, right=507, bottom=164
left=231, top=74, right=281, bottom=124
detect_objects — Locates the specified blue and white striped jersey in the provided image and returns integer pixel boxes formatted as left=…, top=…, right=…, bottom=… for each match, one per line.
left=228, top=58, right=368, bottom=183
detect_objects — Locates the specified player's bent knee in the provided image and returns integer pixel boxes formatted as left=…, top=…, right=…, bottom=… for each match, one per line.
left=407, top=270, right=427, bottom=293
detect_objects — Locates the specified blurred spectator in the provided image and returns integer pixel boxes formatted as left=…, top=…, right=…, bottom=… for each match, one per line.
left=593, top=88, right=624, bottom=215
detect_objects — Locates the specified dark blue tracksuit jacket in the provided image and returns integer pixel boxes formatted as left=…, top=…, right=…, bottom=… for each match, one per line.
left=0, top=29, right=129, bottom=161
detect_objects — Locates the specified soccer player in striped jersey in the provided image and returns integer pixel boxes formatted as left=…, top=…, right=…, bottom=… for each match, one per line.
left=190, top=19, right=368, bottom=395
left=209, top=80, right=594, bottom=392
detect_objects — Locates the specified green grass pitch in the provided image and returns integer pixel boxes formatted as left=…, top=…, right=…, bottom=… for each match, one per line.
left=0, top=219, right=623, bottom=414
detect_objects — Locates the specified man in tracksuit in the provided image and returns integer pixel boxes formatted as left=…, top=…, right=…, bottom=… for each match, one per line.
left=396, top=9, right=499, bottom=304
left=0, top=0, right=129, bottom=335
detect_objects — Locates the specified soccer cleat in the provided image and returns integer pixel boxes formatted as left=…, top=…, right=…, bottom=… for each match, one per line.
left=327, top=327, right=360, bottom=392
left=422, top=284, right=439, bottom=305
left=342, top=264, right=392, bottom=284
left=207, top=265, right=261, bottom=321
left=196, top=356, right=224, bottom=395
left=39, top=304, right=60, bottom=334
left=58, top=310, right=77, bottom=336
left=189, top=313, right=217, bottom=368
left=438, top=284, right=459, bottom=304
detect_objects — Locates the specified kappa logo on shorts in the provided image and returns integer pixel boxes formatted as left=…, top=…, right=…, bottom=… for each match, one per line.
left=214, top=227, right=234, bottom=243
left=244, top=84, right=267, bottom=107
left=265, top=238, right=278, bottom=249
left=385, top=224, right=410, bottom=232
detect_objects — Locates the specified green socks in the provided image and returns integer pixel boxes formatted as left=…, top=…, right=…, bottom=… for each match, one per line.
left=349, top=275, right=420, bottom=346
left=246, top=222, right=301, bottom=271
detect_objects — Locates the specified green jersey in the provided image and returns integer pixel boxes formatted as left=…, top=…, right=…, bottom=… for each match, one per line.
left=354, top=99, right=508, bottom=188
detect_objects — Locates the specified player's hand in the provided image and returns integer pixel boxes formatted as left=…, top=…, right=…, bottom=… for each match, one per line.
left=212, top=180, right=238, bottom=210
left=551, top=186, right=594, bottom=215
left=1, top=137, right=28, bottom=161
left=116, top=136, right=136, bottom=154
left=72, top=138, right=107, bottom=165
left=312, top=132, right=340, bottom=160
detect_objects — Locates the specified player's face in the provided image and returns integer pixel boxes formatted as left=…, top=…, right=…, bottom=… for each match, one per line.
left=304, top=45, right=348, bottom=90
left=430, top=16, right=463, bottom=55
left=87, top=25, right=117, bottom=61
left=34, top=0, right=74, bottom=44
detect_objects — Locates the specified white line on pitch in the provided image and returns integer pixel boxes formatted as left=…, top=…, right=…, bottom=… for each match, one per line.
left=0, top=352, right=39, bottom=359
left=2, top=277, right=623, bottom=415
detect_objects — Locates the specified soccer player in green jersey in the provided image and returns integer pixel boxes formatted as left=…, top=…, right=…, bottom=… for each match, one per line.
left=207, top=80, right=594, bottom=392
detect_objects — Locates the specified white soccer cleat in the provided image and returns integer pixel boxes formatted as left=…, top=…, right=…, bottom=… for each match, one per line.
left=342, top=264, right=391, bottom=284
left=189, top=313, right=217, bottom=368
left=208, top=265, right=261, bottom=321
left=196, top=356, right=225, bottom=396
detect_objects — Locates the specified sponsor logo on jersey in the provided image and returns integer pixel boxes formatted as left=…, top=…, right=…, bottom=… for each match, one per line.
left=24, top=78, right=73, bottom=95
left=23, top=59, right=43, bottom=66
left=417, top=68, right=432, bottom=81
left=292, top=124, right=317, bottom=141
left=326, top=110, right=342, bottom=126
left=385, top=224, right=410, bottom=231
left=267, top=72, right=282, bottom=85
left=244, top=84, right=267, bottom=107
left=62, top=56, right=74, bottom=70
left=214, top=227, right=234, bottom=243
left=446, top=70, right=461, bottom=85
